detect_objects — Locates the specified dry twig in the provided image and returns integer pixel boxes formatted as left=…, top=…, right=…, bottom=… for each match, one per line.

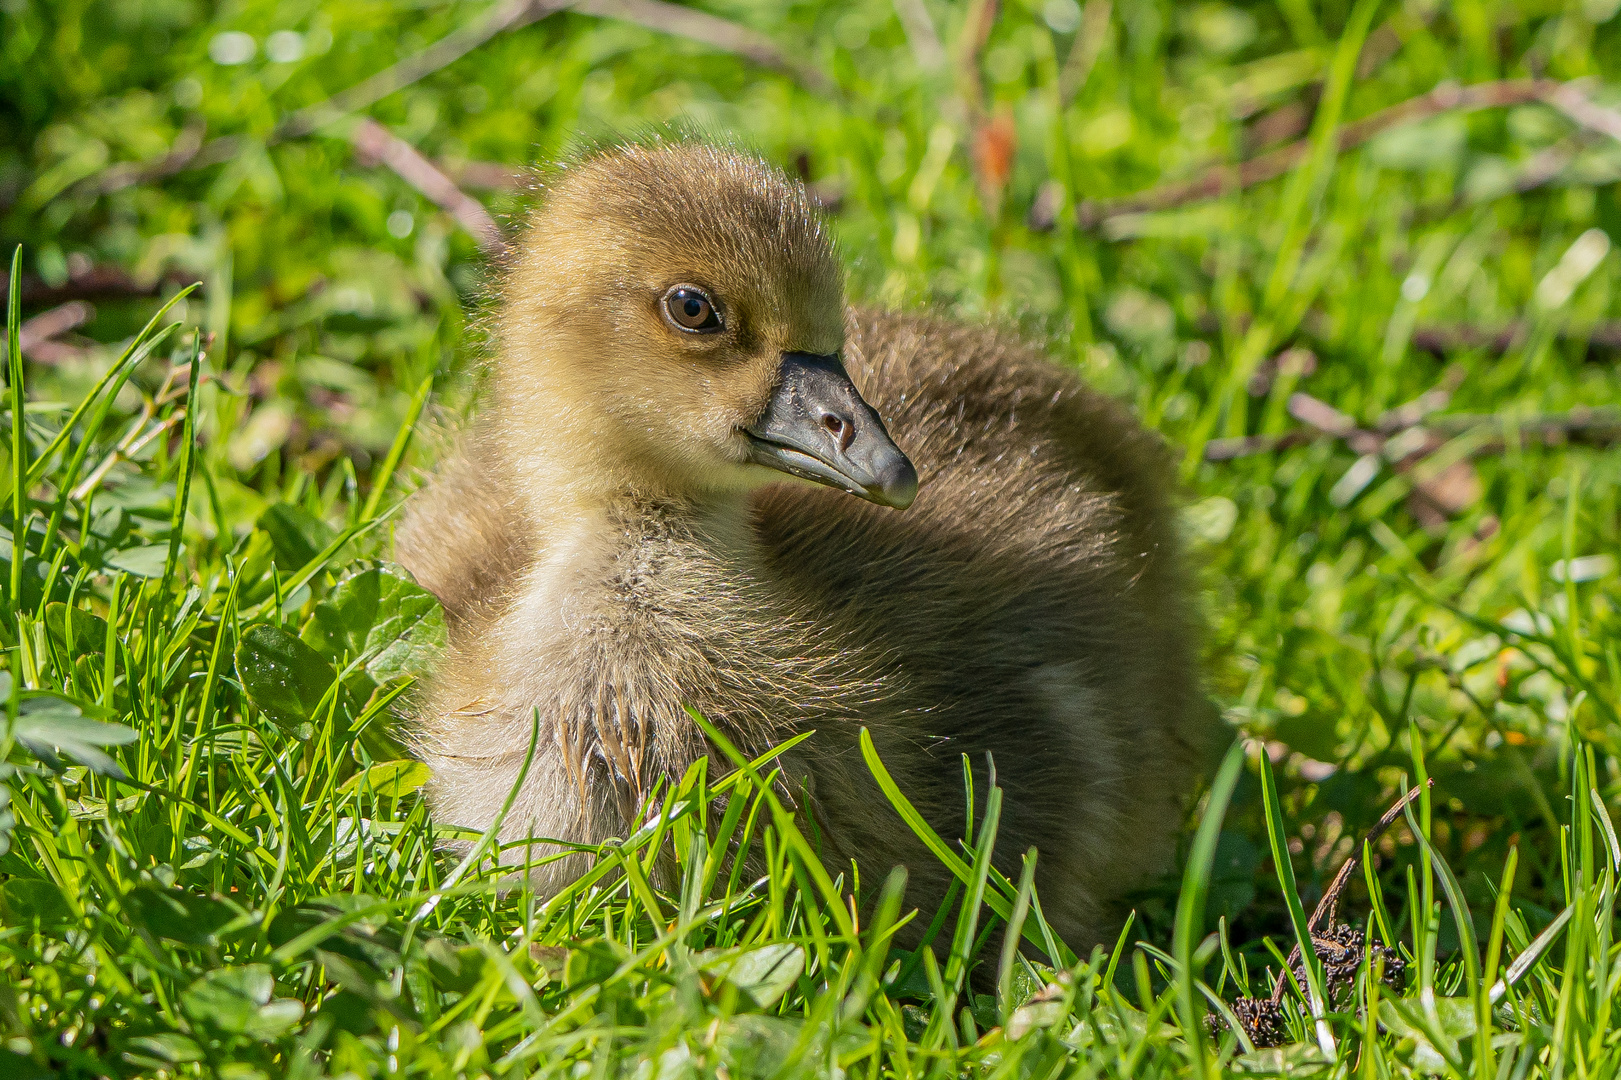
left=1203, top=364, right=1621, bottom=530
left=350, top=120, right=508, bottom=255
left=280, top=0, right=568, bottom=141
left=1051, top=77, right=1621, bottom=234
left=1056, top=0, right=1111, bottom=107
left=0, top=266, right=201, bottom=309
left=892, top=0, right=947, bottom=73
left=573, top=0, right=835, bottom=94
left=0, top=302, right=95, bottom=364
left=1206, top=402, right=1621, bottom=462
left=71, top=0, right=834, bottom=240
left=1412, top=320, right=1621, bottom=356
left=1069, top=79, right=1558, bottom=230
left=1211, top=782, right=1427, bottom=1049
left=452, top=160, right=528, bottom=190
left=1270, top=780, right=1431, bottom=1004
left=77, top=122, right=207, bottom=197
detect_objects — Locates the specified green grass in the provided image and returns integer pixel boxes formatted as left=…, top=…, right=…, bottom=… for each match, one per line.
left=3, top=0, right=1621, bottom=1075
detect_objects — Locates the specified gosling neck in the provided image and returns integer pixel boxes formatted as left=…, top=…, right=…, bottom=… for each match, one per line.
left=494, top=422, right=753, bottom=562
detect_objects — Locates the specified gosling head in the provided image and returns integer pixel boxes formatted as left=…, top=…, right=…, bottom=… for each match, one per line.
left=498, top=142, right=917, bottom=510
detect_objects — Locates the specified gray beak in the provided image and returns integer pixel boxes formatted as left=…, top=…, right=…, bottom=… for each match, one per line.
left=744, top=352, right=918, bottom=510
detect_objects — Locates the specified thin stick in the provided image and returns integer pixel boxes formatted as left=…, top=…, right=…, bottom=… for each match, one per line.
left=1270, top=780, right=1431, bottom=1004
left=1070, top=79, right=1560, bottom=231
left=78, top=122, right=206, bottom=197
left=279, top=0, right=567, bottom=141
left=78, top=0, right=833, bottom=203
left=1056, top=0, right=1111, bottom=107
left=1205, top=407, right=1621, bottom=462
left=892, top=0, right=946, bottom=73
left=573, top=0, right=836, bottom=95
left=350, top=120, right=508, bottom=254
left=0, top=301, right=94, bottom=364
left=1412, top=320, right=1621, bottom=356
left=955, top=0, right=1000, bottom=119
left=0, top=266, right=199, bottom=309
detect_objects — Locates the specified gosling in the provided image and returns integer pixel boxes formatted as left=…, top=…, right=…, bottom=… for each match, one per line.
left=397, top=142, right=1212, bottom=953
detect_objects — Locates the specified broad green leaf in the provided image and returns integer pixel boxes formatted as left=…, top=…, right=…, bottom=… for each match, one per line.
left=339, top=759, right=429, bottom=799
left=123, top=885, right=238, bottom=946
left=234, top=623, right=338, bottom=732
left=43, top=602, right=112, bottom=656
left=1230, top=1043, right=1333, bottom=1076
left=1270, top=711, right=1340, bottom=762
left=1, top=878, right=73, bottom=928
left=0, top=1050, right=50, bottom=1080
left=300, top=562, right=445, bottom=685
left=267, top=896, right=402, bottom=973
left=181, top=964, right=305, bottom=1040
left=426, top=939, right=495, bottom=994
left=258, top=502, right=336, bottom=571
left=717, top=1014, right=866, bottom=1077
left=696, top=942, right=805, bottom=1009
left=717, top=1015, right=803, bottom=1077
left=125, top=1034, right=205, bottom=1065
left=105, top=544, right=173, bottom=579
left=12, top=693, right=134, bottom=777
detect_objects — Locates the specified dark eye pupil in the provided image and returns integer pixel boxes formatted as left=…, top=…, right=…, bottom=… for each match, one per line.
left=667, top=288, right=719, bottom=331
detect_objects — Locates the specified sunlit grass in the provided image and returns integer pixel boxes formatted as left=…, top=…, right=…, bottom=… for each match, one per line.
left=3, top=0, right=1621, bottom=1074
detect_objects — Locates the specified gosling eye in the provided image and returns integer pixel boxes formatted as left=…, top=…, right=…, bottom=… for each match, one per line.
left=663, top=286, right=723, bottom=333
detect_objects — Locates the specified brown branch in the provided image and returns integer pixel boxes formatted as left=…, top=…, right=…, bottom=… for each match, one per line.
left=78, top=122, right=206, bottom=197
left=1287, top=392, right=1383, bottom=454
left=78, top=0, right=546, bottom=252
left=1071, top=79, right=1559, bottom=231
left=0, top=301, right=95, bottom=365
left=1202, top=430, right=1316, bottom=462
left=1426, top=406, right=1621, bottom=445
left=451, top=160, right=528, bottom=190
left=573, top=0, right=836, bottom=95
left=350, top=120, right=508, bottom=255
left=74, top=0, right=831, bottom=214
left=1412, top=320, right=1621, bottom=357
left=1270, top=780, right=1432, bottom=1004
left=891, top=0, right=947, bottom=73
left=1542, top=80, right=1621, bottom=143
left=1057, top=0, right=1111, bottom=107
left=278, top=0, right=568, bottom=141
left=1205, top=405, right=1621, bottom=462
left=956, top=0, right=999, bottom=119
left=0, top=266, right=201, bottom=309
left=1376, top=366, right=1466, bottom=434
left=73, top=0, right=569, bottom=193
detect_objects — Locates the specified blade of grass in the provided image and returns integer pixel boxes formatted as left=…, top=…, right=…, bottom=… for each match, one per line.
left=859, top=727, right=1053, bottom=959
left=686, top=706, right=855, bottom=939
left=411, top=708, right=540, bottom=924
left=26, top=285, right=197, bottom=489
left=8, top=247, right=26, bottom=626
left=1491, top=898, right=1575, bottom=1004
left=359, top=373, right=432, bottom=524
left=997, top=848, right=1037, bottom=1023
left=1173, top=740, right=1245, bottom=1074
left=1402, top=797, right=1485, bottom=1071
left=1259, top=748, right=1335, bottom=1056
left=940, top=783, right=999, bottom=1017
left=159, top=333, right=202, bottom=604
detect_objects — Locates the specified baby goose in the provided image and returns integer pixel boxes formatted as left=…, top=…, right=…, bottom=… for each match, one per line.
left=397, top=142, right=1212, bottom=952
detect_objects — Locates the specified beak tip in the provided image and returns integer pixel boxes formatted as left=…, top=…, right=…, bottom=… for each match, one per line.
left=872, top=457, right=919, bottom=510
